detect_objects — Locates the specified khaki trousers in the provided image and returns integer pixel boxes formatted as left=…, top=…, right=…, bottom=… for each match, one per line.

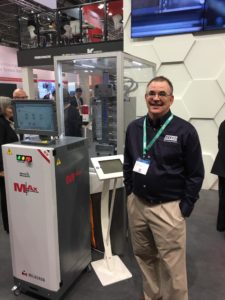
left=127, top=194, right=188, bottom=300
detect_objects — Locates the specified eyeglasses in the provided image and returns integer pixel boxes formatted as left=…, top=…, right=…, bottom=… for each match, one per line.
left=147, top=91, right=172, bottom=98
left=13, top=96, right=28, bottom=99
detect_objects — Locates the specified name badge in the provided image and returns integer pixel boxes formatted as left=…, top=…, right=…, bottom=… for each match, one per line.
left=133, top=158, right=150, bottom=175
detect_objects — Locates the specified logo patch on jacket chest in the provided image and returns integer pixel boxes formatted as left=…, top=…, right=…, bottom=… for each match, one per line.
left=164, top=135, right=178, bottom=143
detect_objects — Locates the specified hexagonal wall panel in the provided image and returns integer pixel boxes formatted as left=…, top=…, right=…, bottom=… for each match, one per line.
left=171, top=99, right=190, bottom=121
left=201, top=154, right=218, bottom=190
left=183, top=80, right=224, bottom=118
left=215, top=104, right=225, bottom=127
left=190, top=119, right=219, bottom=189
left=217, top=67, right=225, bottom=94
left=185, top=38, right=225, bottom=79
left=211, top=179, right=218, bottom=191
left=190, top=119, right=218, bottom=155
left=135, top=82, right=149, bottom=117
left=157, top=63, right=192, bottom=97
left=153, top=34, right=195, bottom=63
left=124, top=43, right=161, bottom=70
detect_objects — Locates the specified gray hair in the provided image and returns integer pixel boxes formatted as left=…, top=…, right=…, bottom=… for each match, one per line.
left=0, top=96, right=12, bottom=115
left=146, top=76, right=174, bottom=94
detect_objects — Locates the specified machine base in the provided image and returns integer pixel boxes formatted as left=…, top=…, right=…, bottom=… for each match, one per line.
left=91, top=255, right=132, bottom=286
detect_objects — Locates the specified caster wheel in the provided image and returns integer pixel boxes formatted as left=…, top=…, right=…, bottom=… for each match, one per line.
left=12, top=285, right=21, bottom=296
left=86, top=264, right=92, bottom=273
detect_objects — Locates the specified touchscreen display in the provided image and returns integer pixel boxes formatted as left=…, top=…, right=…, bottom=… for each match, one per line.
left=99, top=159, right=123, bottom=174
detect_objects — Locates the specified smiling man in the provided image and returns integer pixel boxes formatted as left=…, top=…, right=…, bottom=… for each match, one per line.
left=123, top=76, right=204, bottom=300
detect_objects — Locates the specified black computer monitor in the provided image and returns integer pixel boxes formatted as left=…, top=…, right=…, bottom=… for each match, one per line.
left=12, top=100, right=58, bottom=137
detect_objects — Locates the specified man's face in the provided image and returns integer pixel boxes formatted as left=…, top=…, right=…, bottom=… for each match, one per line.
left=145, top=80, right=174, bottom=119
left=76, top=91, right=82, bottom=98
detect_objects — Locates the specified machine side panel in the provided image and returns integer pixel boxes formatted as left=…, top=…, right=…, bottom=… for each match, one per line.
left=2, top=144, right=60, bottom=292
left=55, top=140, right=91, bottom=281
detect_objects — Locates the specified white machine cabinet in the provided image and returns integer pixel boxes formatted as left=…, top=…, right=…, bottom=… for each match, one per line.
left=2, top=137, right=91, bottom=299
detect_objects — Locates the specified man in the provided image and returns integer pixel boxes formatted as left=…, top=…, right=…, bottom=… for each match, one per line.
left=211, top=120, right=225, bottom=233
left=12, top=88, right=28, bottom=140
left=64, top=97, right=82, bottom=137
left=74, top=87, right=83, bottom=111
left=123, top=76, right=204, bottom=300
left=12, top=88, right=28, bottom=99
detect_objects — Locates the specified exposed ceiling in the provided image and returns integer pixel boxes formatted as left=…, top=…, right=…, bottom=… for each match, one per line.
left=0, top=0, right=85, bottom=47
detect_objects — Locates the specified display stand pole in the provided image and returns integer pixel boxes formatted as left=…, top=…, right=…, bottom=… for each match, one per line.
left=91, top=178, right=132, bottom=286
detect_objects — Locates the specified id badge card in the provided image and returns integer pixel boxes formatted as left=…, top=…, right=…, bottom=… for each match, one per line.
left=133, top=158, right=150, bottom=175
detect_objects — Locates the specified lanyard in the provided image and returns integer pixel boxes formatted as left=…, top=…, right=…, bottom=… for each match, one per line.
left=143, top=114, right=173, bottom=156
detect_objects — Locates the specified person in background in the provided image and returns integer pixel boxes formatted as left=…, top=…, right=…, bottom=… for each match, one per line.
left=64, top=97, right=82, bottom=137
left=211, top=120, right=225, bottom=234
left=12, top=88, right=28, bottom=140
left=123, top=76, right=204, bottom=300
left=12, top=88, right=28, bottom=99
left=74, top=87, right=84, bottom=111
left=43, top=93, right=50, bottom=99
left=51, top=90, right=56, bottom=101
left=0, top=97, right=18, bottom=233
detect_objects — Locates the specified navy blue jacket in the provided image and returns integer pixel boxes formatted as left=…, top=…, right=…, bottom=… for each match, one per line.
left=123, top=110, right=204, bottom=217
left=0, top=115, right=18, bottom=171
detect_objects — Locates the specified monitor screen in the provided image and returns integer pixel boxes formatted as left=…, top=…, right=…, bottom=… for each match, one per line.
left=203, top=0, right=225, bottom=31
left=131, top=0, right=205, bottom=38
left=99, top=159, right=123, bottom=174
left=12, top=100, right=58, bottom=136
left=38, top=81, right=55, bottom=99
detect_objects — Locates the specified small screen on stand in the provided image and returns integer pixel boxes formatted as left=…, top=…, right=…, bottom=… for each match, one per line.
left=12, top=100, right=58, bottom=137
left=99, top=159, right=123, bottom=174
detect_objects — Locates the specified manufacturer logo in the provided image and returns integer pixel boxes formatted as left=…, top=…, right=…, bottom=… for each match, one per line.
left=28, top=272, right=45, bottom=282
left=14, top=182, right=39, bottom=195
left=19, top=172, right=30, bottom=178
left=21, top=270, right=45, bottom=282
left=22, top=270, right=27, bottom=276
left=164, top=135, right=178, bottom=143
left=66, top=171, right=81, bottom=185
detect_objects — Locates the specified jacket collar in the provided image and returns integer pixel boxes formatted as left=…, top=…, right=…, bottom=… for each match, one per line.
left=147, top=110, right=172, bottom=129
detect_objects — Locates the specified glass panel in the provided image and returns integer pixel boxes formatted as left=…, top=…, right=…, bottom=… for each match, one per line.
left=18, top=0, right=124, bottom=49
left=123, top=56, right=155, bottom=123
left=55, top=53, right=155, bottom=162
left=37, top=12, right=57, bottom=47
left=60, top=56, right=117, bottom=158
left=58, top=7, right=82, bottom=46
left=81, top=2, right=105, bottom=43
left=19, top=14, right=38, bottom=49
left=107, top=0, right=123, bottom=41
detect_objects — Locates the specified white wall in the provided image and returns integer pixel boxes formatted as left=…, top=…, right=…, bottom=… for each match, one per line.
left=124, top=2, right=225, bottom=190
left=0, top=45, right=58, bottom=97
left=0, top=46, right=22, bottom=87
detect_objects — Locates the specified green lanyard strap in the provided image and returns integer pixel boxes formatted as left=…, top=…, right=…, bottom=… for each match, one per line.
left=143, top=114, right=173, bottom=156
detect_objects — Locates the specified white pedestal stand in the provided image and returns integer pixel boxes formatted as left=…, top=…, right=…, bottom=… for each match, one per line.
left=91, top=178, right=132, bottom=286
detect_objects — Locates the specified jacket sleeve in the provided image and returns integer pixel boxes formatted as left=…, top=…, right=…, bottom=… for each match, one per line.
left=218, top=121, right=225, bottom=151
left=0, top=121, right=6, bottom=171
left=123, top=127, right=134, bottom=196
left=180, top=127, right=205, bottom=217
